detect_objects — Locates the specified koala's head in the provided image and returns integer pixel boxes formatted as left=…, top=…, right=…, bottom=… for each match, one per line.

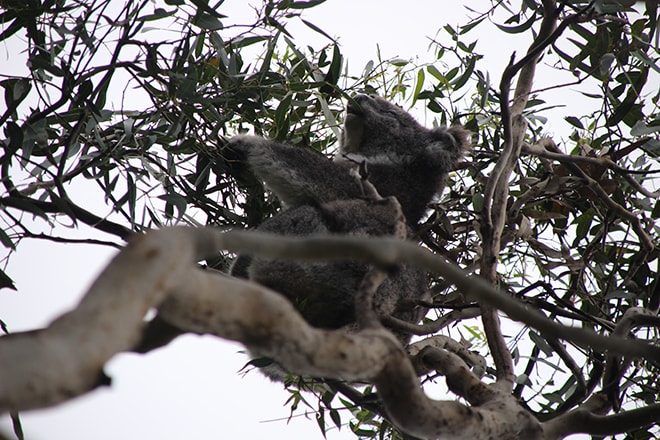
left=340, top=94, right=470, bottom=173
left=340, top=94, right=439, bottom=157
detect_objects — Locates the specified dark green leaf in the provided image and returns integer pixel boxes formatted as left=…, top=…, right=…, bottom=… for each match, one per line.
left=330, top=409, right=341, bottom=429
left=321, top=44, right=342, bottom=92
left=2, top=78, right=31, bottom=111
left=193, top=12, right=223, bottom=30
left=0, top=268, right=16, bottom=291
left=76, top=79, right=93, bottom=102
left=459, top=16, right=486, bottom=34
left=452, top=56, right=476, bottom=90
left=494, top=13, right=536, bottom=34
left=315, top=408, right=326, bottom=436
left=0, top=16, right=24, bottom=43
left=265, top=17, right=292, bottom=38
left=137, top=8, right=175, bottom=22
left=565, top=116, right=584, bottom=129
left=258, top=33, right=280, bottom=79
left=159, top=193, right=187, bottom=221
left=300, top=18, right=334, bottom=41
left=0, top=227, right=15, bottom=250
left=274, top=93, right=292, bottom=137
left=243, top=357, right=275, bottom=368
left=529, top=331, right=554, bottom=357
left=3, top=121, right=23, bottom=150
left=574, top=211, right=593, bottom=243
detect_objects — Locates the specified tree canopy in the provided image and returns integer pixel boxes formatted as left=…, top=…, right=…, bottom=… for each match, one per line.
left=1, top=0, right=659, bottom=439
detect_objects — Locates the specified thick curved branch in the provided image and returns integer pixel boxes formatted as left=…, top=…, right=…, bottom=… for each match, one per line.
left=215, top=230, right=660, bottom=361
left=0, top=228, right=196, bottom=411
left=1, top=227, right=659, bottom=439
left=408, top=335, right=488, bottom=379
left=412, top=345, right=494, bottom=406
left=1, top=227, right=546, bottom=439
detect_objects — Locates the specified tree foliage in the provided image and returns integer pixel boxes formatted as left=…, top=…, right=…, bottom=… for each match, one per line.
left=1, top=0, right=659, bottom=439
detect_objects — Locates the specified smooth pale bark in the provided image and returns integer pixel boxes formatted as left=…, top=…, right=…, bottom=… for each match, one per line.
left=1, top=227, right=658, bottom=439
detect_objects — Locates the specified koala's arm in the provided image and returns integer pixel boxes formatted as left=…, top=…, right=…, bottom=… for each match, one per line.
left=228, top=135, right=362, bottom=207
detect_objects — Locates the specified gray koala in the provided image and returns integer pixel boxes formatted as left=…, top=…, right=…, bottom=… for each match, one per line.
left=230, top=95, right=468, bottom=226
left=229, top=94, right=470, bottom=338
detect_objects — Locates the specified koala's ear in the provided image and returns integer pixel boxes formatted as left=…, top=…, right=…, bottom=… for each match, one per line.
left=447, top=126, right=472, bottom=152
left=430, top=126, right=472, bottom=154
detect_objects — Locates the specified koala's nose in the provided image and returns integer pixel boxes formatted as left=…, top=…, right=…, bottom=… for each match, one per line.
left=353, top=94, right=372, bottom=104
left=347, top=94, right=373, bottom=115
left=347, top=96, right=366, bottom=115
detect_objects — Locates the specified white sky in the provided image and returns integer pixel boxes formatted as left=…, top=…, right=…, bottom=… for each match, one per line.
left=0, top=0, right=629, bottom=438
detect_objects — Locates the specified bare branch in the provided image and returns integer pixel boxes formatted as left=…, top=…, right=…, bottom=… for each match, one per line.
left=408, top=335, right=488, bottom=379
left=1, top=227, right=549, bottom=439
left=214, top=230, right=660, bottom=360
left=0, top=228, right=197, bottom=411
left=382, top=307, right=481, bottom=336
left=413, top=345, right=495, bottom=405
left=543, top=393, right=660, bottom=438
left=479, top=0, right=564, bottom=387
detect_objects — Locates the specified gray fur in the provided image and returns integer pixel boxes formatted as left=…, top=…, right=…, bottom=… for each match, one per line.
left=228, top=94, right=469, bottom=346
left=230, top=94, right=470, bottom=228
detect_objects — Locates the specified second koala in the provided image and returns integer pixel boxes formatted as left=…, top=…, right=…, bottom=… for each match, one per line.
left=230, top=94, right=470, bottom=339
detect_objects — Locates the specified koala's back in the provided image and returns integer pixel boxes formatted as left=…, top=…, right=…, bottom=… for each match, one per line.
left=244, top=200, right=429, bottom=331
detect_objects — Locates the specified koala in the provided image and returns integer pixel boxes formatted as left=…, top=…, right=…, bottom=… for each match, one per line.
left=231, top=94, right=469, bottom=229
left=229, top=94, right=470, bottom=341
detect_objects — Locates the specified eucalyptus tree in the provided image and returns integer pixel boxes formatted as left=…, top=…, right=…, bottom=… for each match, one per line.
left=1, top=1, right=659, bottom=439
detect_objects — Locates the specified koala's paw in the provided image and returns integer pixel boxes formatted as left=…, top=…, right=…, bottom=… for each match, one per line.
left=224, top=134, right=271, bottom=164
left=227, top=134, right=270, bottom=153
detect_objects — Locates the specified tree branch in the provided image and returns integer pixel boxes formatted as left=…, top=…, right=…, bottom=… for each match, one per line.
left=211, top=230, right=660, bottom=360
left=2, top=227, right=659, bottom=438
left=0, top=194, right=133, bottom=241
left=413, top=345, right=494, bottom=406
left=0, top=227, right=544, bottom=439
left=479, top=0, right=564, bottom=387
left=408, top=335, right=488, bottom=379
left=543, top=393, right=660, bottom=438
left=522, top=139, right=655, bottom=250
left=382, top=307, right=481, bottom=336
